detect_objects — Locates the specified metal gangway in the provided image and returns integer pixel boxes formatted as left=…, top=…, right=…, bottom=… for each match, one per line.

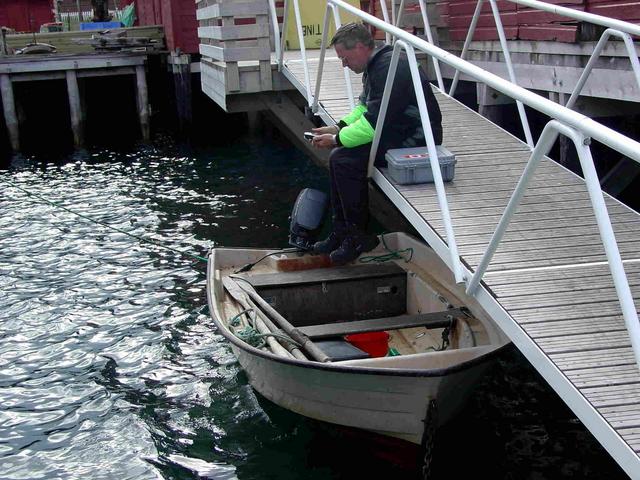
left=269, top=0, right=640, bottom=476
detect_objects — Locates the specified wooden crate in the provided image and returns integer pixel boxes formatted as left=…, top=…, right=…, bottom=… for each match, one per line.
left=196, top=0, right=272, bottom=93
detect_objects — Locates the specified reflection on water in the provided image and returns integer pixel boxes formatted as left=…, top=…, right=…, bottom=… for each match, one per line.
left=0, top=130, right=627, bottom=479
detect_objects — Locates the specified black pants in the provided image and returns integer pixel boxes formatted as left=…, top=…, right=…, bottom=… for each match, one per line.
left=328, top=144, right=384, bottom=232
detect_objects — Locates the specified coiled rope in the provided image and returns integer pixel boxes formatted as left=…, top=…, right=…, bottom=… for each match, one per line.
left=359, top=233, right=413, bottom=264
left=228, top=308, right=301, bottom=349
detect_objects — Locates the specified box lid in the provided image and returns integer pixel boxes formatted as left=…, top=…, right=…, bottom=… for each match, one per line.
left=385, top=146, right=456, bottom=168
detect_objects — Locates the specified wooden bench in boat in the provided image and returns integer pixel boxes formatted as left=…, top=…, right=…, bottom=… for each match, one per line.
left=297, top=308, right=464, bottom=339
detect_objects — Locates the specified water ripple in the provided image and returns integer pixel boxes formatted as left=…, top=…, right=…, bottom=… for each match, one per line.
left=0, top=134, right=330, bottom=480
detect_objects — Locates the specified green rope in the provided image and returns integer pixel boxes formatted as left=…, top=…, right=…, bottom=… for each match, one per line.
left=2, top=179, right=208, bottom=263
left=359, top=233, right=413, bottom=264
left=227, top=308, right=302, bottom=350
left=235, top=326, right=267, bottom=348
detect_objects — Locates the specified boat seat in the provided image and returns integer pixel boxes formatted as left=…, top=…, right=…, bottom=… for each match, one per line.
left=298, top=308, right=464, bottom=339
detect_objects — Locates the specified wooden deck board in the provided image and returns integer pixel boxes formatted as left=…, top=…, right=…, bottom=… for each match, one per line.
left=282, top=56, right=640, bottom=472
left=523, top=316, right=628, bottom=338
left=566, top=365, right=640, bottom=389
left=551, top=346, right=637, bottom=371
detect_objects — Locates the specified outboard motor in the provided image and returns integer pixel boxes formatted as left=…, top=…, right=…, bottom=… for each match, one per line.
left=288, top=188, right=328, bottom=250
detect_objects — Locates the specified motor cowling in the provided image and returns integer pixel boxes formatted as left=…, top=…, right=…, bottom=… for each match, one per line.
left=288, top=188, right=328, bottom=250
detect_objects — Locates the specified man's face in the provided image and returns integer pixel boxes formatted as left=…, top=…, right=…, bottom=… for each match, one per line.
left=335, top=42, right=371, bottom=74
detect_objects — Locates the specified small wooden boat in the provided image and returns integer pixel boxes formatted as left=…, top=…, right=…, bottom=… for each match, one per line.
left=206, top=232, right=510, bottom=445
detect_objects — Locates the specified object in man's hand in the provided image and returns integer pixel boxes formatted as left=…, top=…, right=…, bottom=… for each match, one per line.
left=303, top=132, right=316, bottom=141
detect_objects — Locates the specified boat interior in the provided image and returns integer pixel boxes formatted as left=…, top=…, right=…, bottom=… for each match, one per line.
left=210, top=234, right=505, bottom=369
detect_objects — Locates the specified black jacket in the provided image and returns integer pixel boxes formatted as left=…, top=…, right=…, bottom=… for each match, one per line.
left=338, top=44, right=443, bottom=163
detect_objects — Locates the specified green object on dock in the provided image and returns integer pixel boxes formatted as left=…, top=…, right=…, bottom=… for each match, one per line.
left=387, top=347, right=401, bottom=357
left=121, top=3, right=136, bottom=28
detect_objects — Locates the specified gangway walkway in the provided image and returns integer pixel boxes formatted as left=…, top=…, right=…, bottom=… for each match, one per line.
left=281, top=31, right=640, bottom=480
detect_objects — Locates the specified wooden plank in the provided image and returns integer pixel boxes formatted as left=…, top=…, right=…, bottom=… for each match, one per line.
left=199, top=43, right=270, bottom=62
left=0, top=54, right=146, bottom=74
left=298, top=309, right=463, bottom=339
left=523, top=316, right=627, bottom=338
left=4, top=26, right=165, bottom=55
left=197, top=1, right=269, bottom=20
left=551, top=346, right=637, bottom=370
left=484, top=262, right=640, bottom=286
left=534, top=331, right=633, bottom=355
left=461, top=242, right=640, bottom=272
left=582, top=383, right=640, bottom=408
left=566, top=364, right=640, bottom=389
left=498, top=284, right=640, bottom=312
left=198, top=24, right=270, bottom=41
left=509, top=301, right=626, bottom=324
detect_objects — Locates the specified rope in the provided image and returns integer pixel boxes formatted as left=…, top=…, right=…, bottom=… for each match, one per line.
left=227, top=308, right=301, bottom=350
left=2, top=179, right=209, bottom=263
left=359, top=233, right=413, bottom=264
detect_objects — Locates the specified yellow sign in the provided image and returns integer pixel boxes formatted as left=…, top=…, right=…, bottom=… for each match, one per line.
left=285, top=0, right=362, bottom=50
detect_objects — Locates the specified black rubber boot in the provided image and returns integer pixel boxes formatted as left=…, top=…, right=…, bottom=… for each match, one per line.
left=329, top=231, right=379, bottom=266
left=312, top=218, right=346, bottom=255
left=312, top=231, right=344, bottom=255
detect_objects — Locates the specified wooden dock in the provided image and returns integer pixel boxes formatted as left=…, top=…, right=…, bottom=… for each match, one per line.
left=281, top=50, right=640, bottom=477
left=0, top=51, right=152, bottom=150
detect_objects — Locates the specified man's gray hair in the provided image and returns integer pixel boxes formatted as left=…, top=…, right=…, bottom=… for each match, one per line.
left=330, top=22, right=374, bottom=49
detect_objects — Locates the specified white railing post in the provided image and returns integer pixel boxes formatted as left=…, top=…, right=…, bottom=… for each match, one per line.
left=566, top=29, right=640, bottom=111
left=566, top=125, right=640, bottom=373
left=291, top=0, right=313, bottom=103
left=279, top=0, right=290, bottom=72
left=312, top=4, right=334, bottom=113
left=487, top=0, right=533, bottom=147
left=395, top=0, right=406, bottom=27
left=368, top=40, right=464, bottom=284
left=267, top=0, right=281, bottom=65
left=417, top=0, right=444, bottom=91
left=466, top=121, right=560, bottom=295
left=331, top=5, right=356, bottom=111
left=378, top=0, right=393, bottom=44
left=449, top=0, right=484, bottom=97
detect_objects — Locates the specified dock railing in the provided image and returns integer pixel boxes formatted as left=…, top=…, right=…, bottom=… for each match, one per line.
left=269, top=0, right=640, bottom=372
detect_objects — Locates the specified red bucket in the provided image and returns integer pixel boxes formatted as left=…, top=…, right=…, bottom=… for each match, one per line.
left=345, top=331, right=390, bottom=358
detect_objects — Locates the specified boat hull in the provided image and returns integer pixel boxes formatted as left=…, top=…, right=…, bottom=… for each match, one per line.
left=230, top=342, right=492, bottom=444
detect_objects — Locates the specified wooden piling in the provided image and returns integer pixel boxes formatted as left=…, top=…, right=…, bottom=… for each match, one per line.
left=170, top=52, right=192, bottom=132
left=0, top=74, right=19, bottom=151
left=66, top=70, right=84, bottom=147
left=135, top=65, right=150, bottom=141
left=0, top=28, right=8, bottom=56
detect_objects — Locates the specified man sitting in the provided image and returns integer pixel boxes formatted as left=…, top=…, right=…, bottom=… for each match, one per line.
left=310, top=22, right=443, bottom=265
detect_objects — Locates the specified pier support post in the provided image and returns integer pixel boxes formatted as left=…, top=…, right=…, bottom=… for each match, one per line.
left=66, top=70, right=84, bottom=147
left=169, top=52, right=192, bottom=132
left=0, top=27, right=8, bottom=56
left=135, top=65, right=151, bottom=141
left=0, top=74, right=19, bottom=151
left=477, top=84, right=512, bottom=127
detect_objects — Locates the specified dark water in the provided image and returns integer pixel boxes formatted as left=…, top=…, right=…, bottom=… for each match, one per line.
left=0, top=127, right=628, bottom=479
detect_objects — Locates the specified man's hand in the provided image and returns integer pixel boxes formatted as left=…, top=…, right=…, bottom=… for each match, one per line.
left=312, top=125, right=339, bottom=135
left=311, top=134, right=337, bottom=149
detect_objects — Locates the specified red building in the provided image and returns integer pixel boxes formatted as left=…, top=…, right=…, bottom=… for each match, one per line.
left=0, top=0, right=54, bottom=33
left=438, top=0, right=640, bottom=42
left=135, top=0, right=198, bottom=53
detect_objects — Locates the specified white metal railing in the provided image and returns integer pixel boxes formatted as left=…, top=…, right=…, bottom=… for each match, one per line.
left=451, top=0, right=640, bottom=148
left=270, top=0, right=640, bottom=372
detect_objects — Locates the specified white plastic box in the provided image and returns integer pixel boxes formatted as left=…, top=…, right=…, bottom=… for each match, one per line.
left=385, top=146, right=456, bottom=185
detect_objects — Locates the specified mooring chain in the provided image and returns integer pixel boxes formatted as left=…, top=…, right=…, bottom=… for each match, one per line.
left=421, top=399, right=438, bottom=480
